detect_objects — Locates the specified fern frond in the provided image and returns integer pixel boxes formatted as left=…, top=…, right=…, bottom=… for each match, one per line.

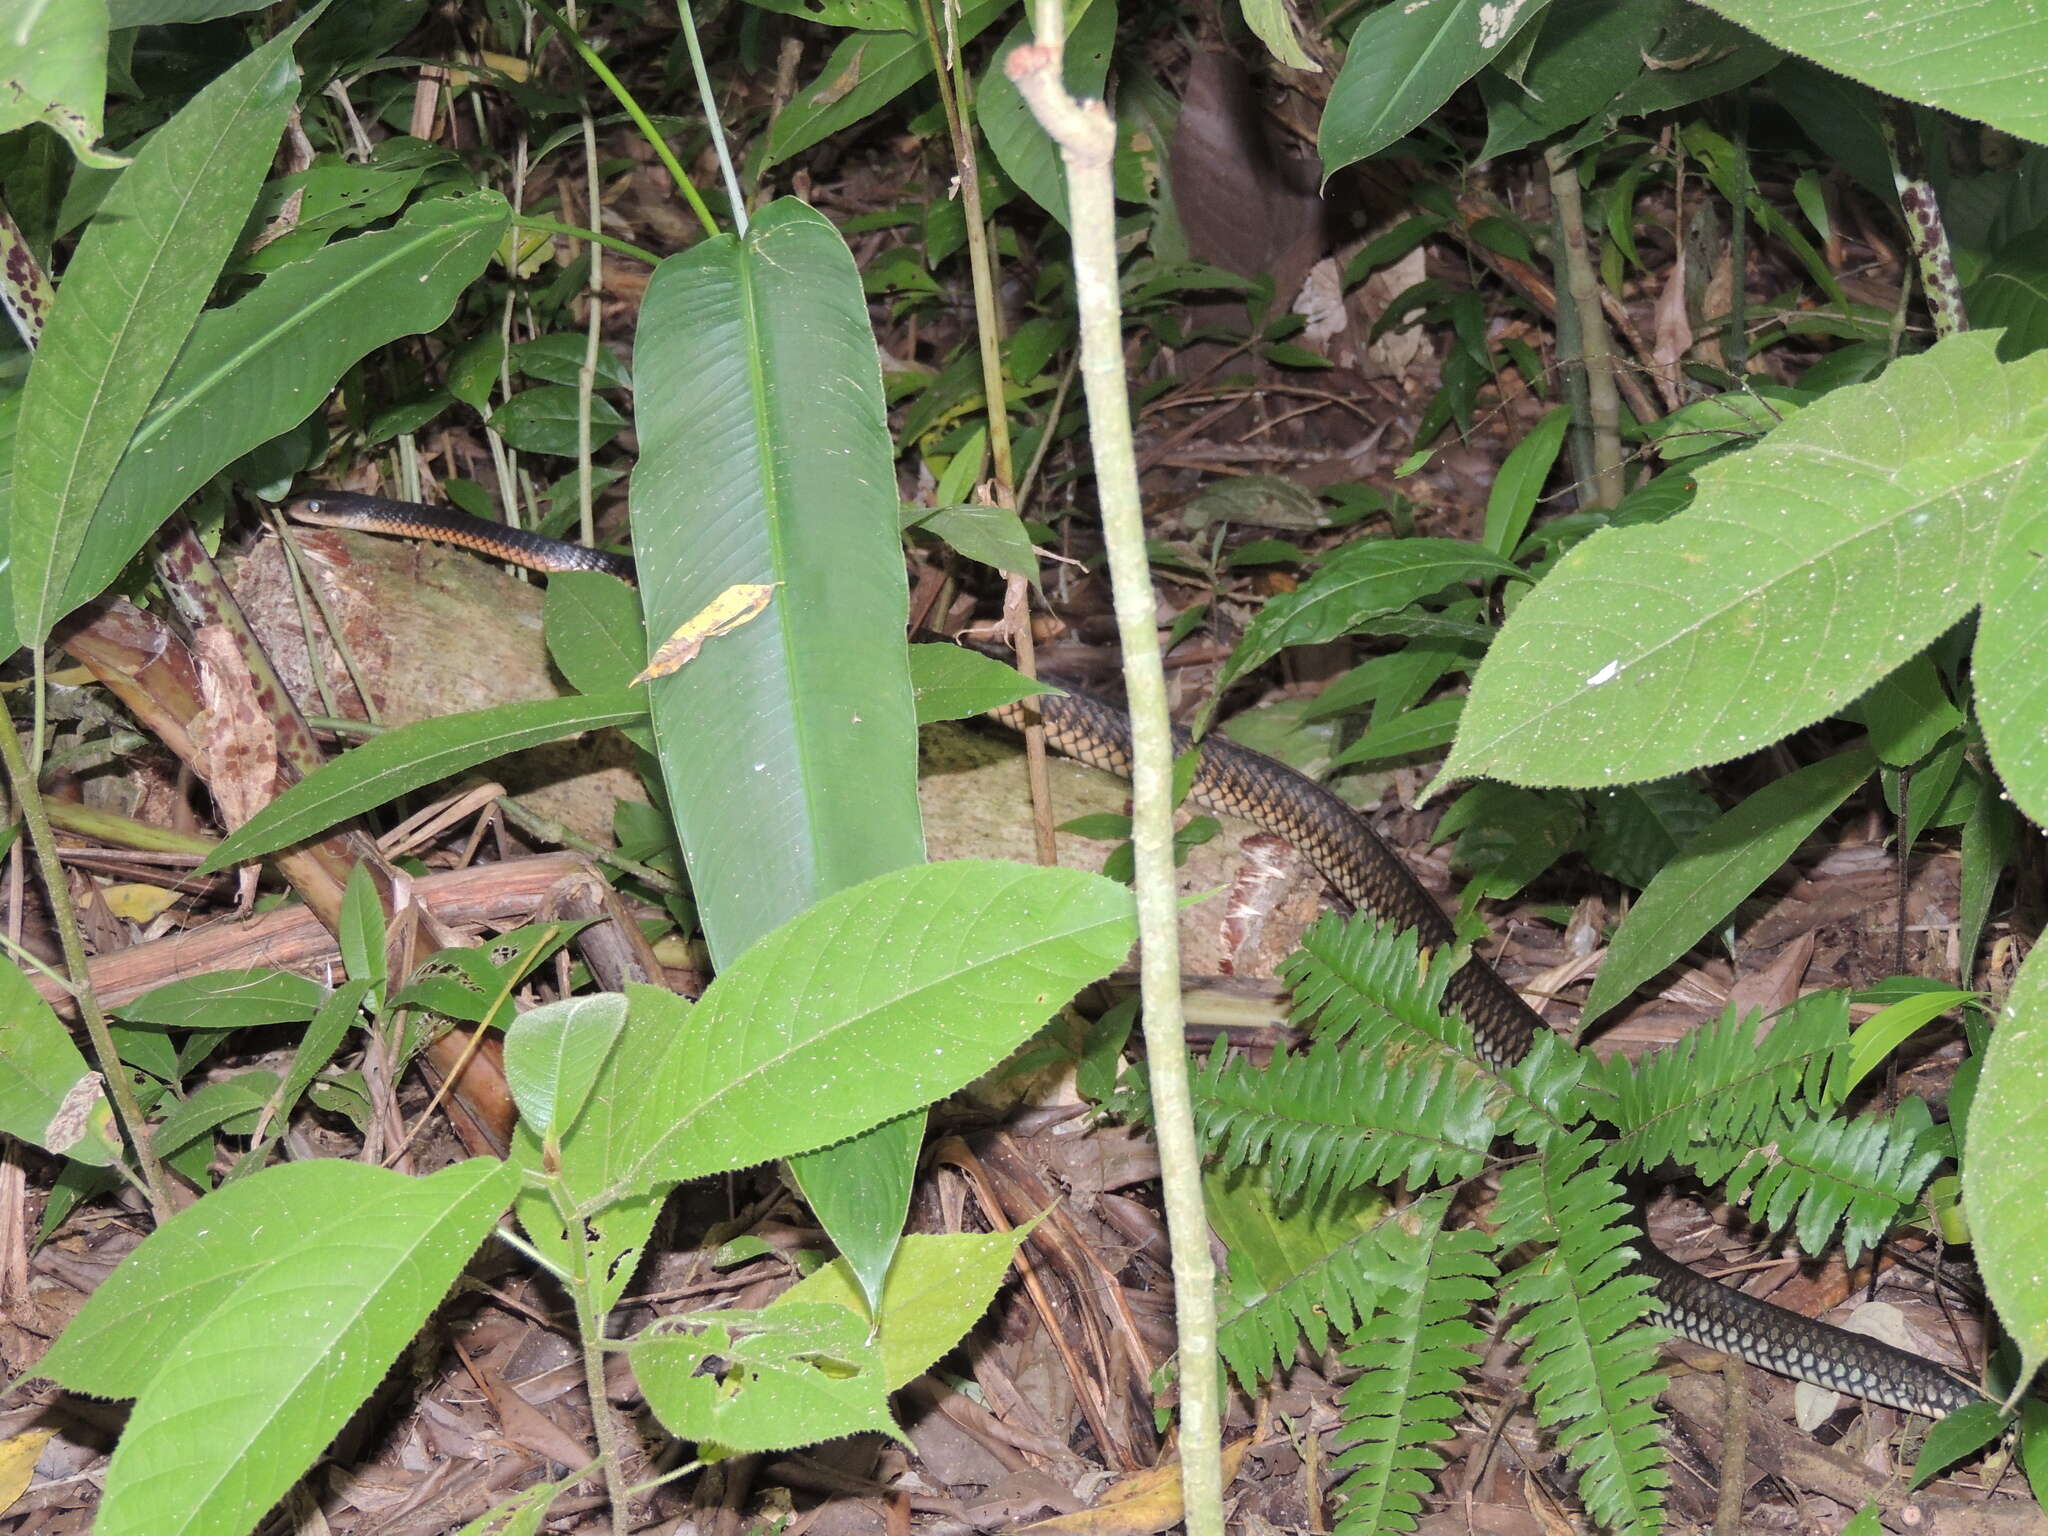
left=1497, top=1129, right=1669, bottom=1533
left=1204, top=1179, right=1400, bottom=1392
left=1214, top=1193, right=1446, bottom=1393
left=1332, top=1200, right=1496, bottom=1536
left=1597, top=991, right=1849, bottom=1175
left=1191, top=1042, right=1496, bottom=1206
left=1723, top=1096, right=1939, bottom=1261
left=1282, top=912, right=1461, bottom=1054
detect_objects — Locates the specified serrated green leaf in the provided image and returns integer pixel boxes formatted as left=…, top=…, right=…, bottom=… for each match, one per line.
left=633, top=1302, right=902, bottom=1452
left=1963, top=940, right=2048, bottom=1403
left=772, top=1228, right=1028, bottom=1387
left=503, top=993, right=630, bottom=1140
left=1446, top=335, right=2048, bottom=789
left=1693, top=0, right=2046, bottom=145
left=40, top=1156, right=517, bottom=1536
left=604, top=860, right=1135, bottom=1200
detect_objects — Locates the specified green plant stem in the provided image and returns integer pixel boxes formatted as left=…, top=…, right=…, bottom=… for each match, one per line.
left=672, top=0, right=749, bottom=235
left=527, top=0, right=720, bottom=242
left=1, top=684, right=174, bottom=1219
left=1005, top=32, right=1222, bottom=1536
left=513, top=216, right=662, bottom=271
left=911, top=0, right=1014, bottom=490
left=1545, top=144, right=1624, bottom=508
left=550, top=1175, right=634, bottom=1532
left=578, top=112, right=604, bottom=548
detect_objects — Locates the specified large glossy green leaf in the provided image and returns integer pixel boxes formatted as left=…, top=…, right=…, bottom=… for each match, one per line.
left=599, top=860, right=1135, bottom=1203
left=195, top=691, right=647, bottom=874
left=38, top=1156, right=517, bottom=1536
left=1444, top=335, right=2048, bottom=789
left=77, top=190, right=508, bottom=618
left=632, top=198, right=921, bottom=961
left=633, top=198, right=927, bottom=1303
left=1964, top=939, right=2048, bottom=1405
left=0, top=955, right=118, bottom=1166
left=1578, top=745, right=1875, bottom=1025
left=1320, top=0, right=1551, bottom=176
left=9, top=17, right=303, bottom=643
left=1696, top=0, right=2047, bottom=145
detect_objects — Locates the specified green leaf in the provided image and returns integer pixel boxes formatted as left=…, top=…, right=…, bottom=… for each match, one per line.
left=487, top=384, right=626, bottom=457
left=1582, top=777, right=1719, bottom=891
left=1973, top=401, right=2048, bottom=825
left=1857, top=653, right=1963, bottom=769
left=86, top=192, right=508, bottom=614
left=544, top=570, right=646, bottom=695
left=0, top=955, right=118, bottom=1166
left=1579, top=745, right=1875, bottom=1025
left=632, top=1302, right=902, bottom=1453
left=196, top=691, right=647, bottom=874
left=1445, top=335, right=2048, bottom=789
left=633, top=199, right=922, bottom=961
left=633, top=200, right=929, bottom=1299
left=908, top=502, right=1042, bottom=579
left=772, top=1228, right=1029, bottom=1387
left=115, top=968, right=328, bottom=1030
left=1476, top=0, right=1672, bottom=161
left=339, top=861, right=386, bottom=1002
left=1330, top=695, right=1464, bottom=768
left=503, top=993, right=630, bottom=1141
left=1320, top=0, right=1550, bottom=177
left=1483, top=405, right=1571, bottom=555
left=39, top=1156, right=518, bottom=1536
left=978, top=0, right=1115, bottom=229
left=1693, top=0, right=2047, bottom=145
left=761, top=0, right=1013, bottom=170
left=605, top=861, right=1135, bottom=1199
left=1219, top=537, right=1526, bottom=694
left=909, top=642, right=1053, bottom=724
left=10, top=15, right=304, bottom=642
left=0, top=0, right=125, bottom=168
left=1238, top=0, right=1317, bottom=71
left=1963, top=939, right=2048, bottom=1404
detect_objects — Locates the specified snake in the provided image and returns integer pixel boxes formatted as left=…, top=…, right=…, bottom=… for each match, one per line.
left=284, top=489, right=1984, bottom=1419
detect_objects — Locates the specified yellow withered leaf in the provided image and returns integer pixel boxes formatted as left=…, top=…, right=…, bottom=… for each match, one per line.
left=630, top=583, right=781, bottom=685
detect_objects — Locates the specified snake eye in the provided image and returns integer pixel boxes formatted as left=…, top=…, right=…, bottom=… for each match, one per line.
left=302, top=498, right=322, bottom=513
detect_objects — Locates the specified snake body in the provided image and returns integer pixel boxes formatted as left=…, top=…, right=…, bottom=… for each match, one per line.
left=285, top=491, right=1982, bottom=1418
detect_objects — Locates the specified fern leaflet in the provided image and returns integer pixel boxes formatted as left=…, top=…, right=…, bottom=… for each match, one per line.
left=1496, top=1128, right=1669, bottom=1533
left=1723, top=1095, right=1939, bottom=1261
left=1332, top=1198, right=1496, bottom=1536
left=1191, top=1041, right=1497, bottom=1205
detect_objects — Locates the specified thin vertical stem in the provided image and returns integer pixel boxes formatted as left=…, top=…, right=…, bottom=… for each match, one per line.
left=1005, top=38, right=1222, bottom=1536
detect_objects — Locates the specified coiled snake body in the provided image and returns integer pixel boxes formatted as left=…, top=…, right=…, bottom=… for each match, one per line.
left=286, top=490, right=1983, bottom=1419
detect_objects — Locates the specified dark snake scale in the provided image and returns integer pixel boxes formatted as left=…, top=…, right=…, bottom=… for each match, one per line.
left=286, top=491, right=1984, bottom=1419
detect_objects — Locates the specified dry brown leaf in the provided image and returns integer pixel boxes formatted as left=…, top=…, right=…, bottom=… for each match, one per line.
left=1015, top=1437, right=1251, bottom=1535
left=0, top=1427, right=57, bottom=1515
